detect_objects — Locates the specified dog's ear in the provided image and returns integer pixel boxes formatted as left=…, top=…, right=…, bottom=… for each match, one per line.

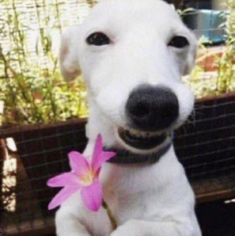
left=60, top=27, right=81, bottom=81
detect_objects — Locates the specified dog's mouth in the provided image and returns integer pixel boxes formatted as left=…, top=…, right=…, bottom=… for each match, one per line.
left=116, top=127, right=169, bottom=151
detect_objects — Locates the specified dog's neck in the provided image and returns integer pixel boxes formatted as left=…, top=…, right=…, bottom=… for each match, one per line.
left=106, top=141, right=172, bottom=165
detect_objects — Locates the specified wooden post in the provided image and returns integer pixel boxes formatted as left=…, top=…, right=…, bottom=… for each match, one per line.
left=0, top=139, right=6, bottom=225
left=0, top=101, right=4, bottom=224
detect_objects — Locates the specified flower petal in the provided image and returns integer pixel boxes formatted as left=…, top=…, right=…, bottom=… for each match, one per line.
left=93, top=151, right=116, bottom=173
left=91, top=135, right=116, bottom=172
left=91, top=134, right=103, bottom=164
left=48, top=186, right=79, bottom=210
left=80, top=180, right=103, bottom=212
left=68, top=151, right=90, bottom=176
left=47, top=172, right=80, bottom=188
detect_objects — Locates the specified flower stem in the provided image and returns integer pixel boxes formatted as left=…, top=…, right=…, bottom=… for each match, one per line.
left=102, top=201, right=117, bottom=230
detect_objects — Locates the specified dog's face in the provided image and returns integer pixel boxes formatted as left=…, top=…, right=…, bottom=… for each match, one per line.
left=60, top=0, right=197, bottom=154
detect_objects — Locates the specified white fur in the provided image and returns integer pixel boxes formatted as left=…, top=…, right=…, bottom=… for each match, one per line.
left=56, top=0, right=201, bottom=235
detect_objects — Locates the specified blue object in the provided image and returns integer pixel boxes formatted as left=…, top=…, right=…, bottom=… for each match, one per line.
left=183, top=10, right=227, bottom=45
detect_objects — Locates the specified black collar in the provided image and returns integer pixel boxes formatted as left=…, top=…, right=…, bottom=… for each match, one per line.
left=106, top=141, right=172, bottom=165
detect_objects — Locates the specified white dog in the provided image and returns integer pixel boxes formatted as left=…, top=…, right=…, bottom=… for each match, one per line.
left=56, top=0, right=201, bottom=235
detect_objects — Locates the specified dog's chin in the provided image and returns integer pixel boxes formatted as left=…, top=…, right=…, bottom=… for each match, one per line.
left=114, top=127, right=172, bottom=155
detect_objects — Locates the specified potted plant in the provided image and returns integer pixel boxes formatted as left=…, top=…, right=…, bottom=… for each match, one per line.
left=0, top=0, right=92, bottom=219
left=175, top=0, right=235, bottom=202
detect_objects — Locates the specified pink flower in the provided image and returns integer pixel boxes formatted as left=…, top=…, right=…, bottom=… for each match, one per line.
left=47, top=135, right=116, bottom=211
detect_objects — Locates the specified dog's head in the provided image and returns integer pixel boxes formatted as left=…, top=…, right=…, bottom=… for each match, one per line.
left=60, top=0, right=197, bottom=154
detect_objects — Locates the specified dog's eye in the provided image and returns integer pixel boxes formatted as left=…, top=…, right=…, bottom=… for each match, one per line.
left=168, top=36, right=189, bottom=48
left=86, top=32, right=110, bottom=46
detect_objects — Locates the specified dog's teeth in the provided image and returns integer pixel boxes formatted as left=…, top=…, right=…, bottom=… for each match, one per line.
left=121, top=127, right=163, bottom=139
left=128, top=129, right=147, bottom=138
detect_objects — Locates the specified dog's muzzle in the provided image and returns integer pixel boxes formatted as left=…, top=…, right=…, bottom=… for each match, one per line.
left=126, top=85, right=179, bottom=131
left=115, top=85, right=178, bottom=151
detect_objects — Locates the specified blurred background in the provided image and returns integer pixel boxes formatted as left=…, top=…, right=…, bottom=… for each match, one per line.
left=0, top=0, right=234, bottom=235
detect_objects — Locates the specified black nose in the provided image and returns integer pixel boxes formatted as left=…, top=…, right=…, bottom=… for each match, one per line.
left=126, top=85, right=179, bottom=131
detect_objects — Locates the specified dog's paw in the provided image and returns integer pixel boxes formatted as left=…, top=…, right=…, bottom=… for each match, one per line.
left=110, top=220, right=142, bottom=236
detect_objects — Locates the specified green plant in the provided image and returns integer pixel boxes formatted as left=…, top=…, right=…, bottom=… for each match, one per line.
left=216, top=0, right=235, bottom=94
left=186, top=0, right=235, bottom=98
left=0, top=0, right=96, bottom=126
